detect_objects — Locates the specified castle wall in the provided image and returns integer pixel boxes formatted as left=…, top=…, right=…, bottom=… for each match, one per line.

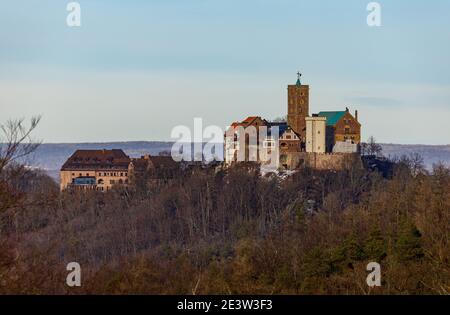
left=283, top=152, right=362, bottom=170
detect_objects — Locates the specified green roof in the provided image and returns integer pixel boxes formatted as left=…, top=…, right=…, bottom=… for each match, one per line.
left=318, top=111, right=346, bottom=126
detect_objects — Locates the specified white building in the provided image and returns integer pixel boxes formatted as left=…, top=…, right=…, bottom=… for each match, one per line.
left=305, top=116, right=326, bottom=153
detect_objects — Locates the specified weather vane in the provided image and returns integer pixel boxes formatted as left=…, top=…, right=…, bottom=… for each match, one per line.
left=296, top=71, right=302, bottom=85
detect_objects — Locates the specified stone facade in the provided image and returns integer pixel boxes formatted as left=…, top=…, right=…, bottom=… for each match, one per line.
left=287, top=80, right=309, bottom=141
left=334, top=110, right=361, bottom=144
left=282, top=152, right=362, bottom=171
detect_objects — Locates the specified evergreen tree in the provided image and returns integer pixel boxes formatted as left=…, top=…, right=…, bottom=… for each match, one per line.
left=396, top=220, right=424, bottom=262
left=364, top=226, right=387, bottom=261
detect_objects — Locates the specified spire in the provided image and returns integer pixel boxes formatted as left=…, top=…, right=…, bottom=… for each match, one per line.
left=296, top=71, right=302, bottom=86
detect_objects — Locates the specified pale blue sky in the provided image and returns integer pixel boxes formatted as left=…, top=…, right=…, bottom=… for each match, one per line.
left=1, top=0, right=449, bottom=144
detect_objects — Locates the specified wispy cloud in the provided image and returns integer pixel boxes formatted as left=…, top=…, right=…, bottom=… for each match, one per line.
left=346, top=97, right=404, bottom=108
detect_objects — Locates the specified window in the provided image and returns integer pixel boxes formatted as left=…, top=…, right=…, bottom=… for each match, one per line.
left=345, top=127, right=350, bottom=134
left=318, top=131, right=320, bottom=134
left=110, top=180, right=115, bottom=185
left=286, top=135, right=291, bottom=139
left=120, top=172, right=123, bottom=177
left=264, top=140, right=275, bottom=148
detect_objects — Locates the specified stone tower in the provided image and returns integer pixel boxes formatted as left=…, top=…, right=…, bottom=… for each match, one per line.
left=287, top=72, right=309, bottom=140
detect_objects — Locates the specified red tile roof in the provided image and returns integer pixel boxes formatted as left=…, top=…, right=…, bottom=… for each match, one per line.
left=61, top=149, right=130, bottom=170
left=241, top=116, right=259, bottom=124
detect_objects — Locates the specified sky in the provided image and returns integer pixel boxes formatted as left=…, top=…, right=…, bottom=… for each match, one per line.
left=0, top=0, right=449, bottom=144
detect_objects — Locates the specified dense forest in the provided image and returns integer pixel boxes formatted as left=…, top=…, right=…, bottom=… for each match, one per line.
left=0, top=121, right=449, bottom=295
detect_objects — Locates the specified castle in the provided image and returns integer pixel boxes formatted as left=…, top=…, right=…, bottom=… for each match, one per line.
left=224, top=73, right=361, bottom=170
left=60, top=73, right=362, bottom=191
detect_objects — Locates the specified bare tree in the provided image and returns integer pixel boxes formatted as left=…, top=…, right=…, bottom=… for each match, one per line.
left=361, top=136, right=382, bottom=157
left=0, top=117, right=41, bottom=213
left=409, top=152, right=425, bottom=177
left=271, top=115, right=287, bottom=123
left=0, top=116, right=41, bottom=174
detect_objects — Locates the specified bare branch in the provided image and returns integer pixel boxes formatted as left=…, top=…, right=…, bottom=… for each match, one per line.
left=0, top=116, right=42, bottom=174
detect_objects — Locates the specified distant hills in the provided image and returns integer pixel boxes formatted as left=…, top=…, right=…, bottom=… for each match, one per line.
left=381, top=143, right=450, bottom=169
left=21, top=142, right=450, bottom=182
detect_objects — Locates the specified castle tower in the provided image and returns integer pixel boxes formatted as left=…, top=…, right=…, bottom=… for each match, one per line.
left=287, top=72, right=309, bottom=140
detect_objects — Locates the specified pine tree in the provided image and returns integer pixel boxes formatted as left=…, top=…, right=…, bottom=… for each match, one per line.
left=396, top=220, right=424, bottom=262
left=364, top=226, right=387, bottom=261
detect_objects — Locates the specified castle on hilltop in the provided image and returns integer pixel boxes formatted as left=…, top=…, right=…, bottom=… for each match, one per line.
left=225, top=73, right=361, bottom=170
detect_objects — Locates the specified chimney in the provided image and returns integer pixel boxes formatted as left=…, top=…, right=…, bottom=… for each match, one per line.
left=355, top=110, right=358, bottom=122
